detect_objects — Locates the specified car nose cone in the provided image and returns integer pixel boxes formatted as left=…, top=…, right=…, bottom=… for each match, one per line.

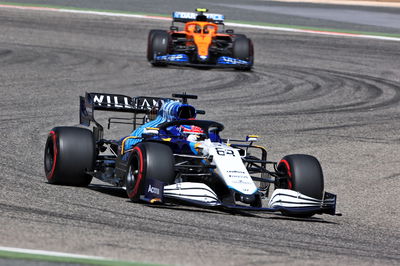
left=199, top=55, right=208, bottom=61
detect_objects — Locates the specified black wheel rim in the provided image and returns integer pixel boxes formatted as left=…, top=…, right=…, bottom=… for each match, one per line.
left=44, top=144, right=54, bottom=173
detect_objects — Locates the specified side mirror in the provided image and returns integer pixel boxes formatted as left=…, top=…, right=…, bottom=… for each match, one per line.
left=143, top=127, right=159, bottom=135
left=246, top=135, right=258, bottom=142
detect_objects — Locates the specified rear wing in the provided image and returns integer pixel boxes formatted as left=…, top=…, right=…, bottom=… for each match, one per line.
left=79, top=92, right=173, bottom=127
left=172, top=12, right=224, bottom=23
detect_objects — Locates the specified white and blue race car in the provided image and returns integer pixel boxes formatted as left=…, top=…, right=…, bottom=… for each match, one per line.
left=44, top=93, right=338, bottom=217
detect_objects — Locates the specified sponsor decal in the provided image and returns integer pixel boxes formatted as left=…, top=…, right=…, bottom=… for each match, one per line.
left=173, top=12, right=197, bottom=20
left=90, top=93, right=133, bottom=109
left=89, top=93, right=169, bottom=111
left=134, top=97, right=166, bottom=110
left=143, top=178, right=164, bottom=203
left=231, top=180, right=253, bottom=185
left=227, top=170, right=245, bottom=174
left=173, top=12, right=224, bottom=22
left=211, top=143, right=258, bottom=194
left=228, top=174, right=248, bottom=179
left=217, top=56, right=249, bottom=65
left=156, top=54, right=189, bottom=62
left=148, top=184, right=160, bottom=195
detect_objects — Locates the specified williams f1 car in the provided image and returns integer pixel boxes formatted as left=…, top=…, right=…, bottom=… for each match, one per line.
left=44, top=92, right=339, bottom=217
left=147, top=8, right=254, bottom=70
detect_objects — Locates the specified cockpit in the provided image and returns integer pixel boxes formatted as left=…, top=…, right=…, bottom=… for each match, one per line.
left=185, top=22, right=217, bottom=35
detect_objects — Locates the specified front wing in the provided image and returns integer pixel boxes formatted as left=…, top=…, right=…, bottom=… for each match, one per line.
left=153, top=54, right=252, bottom=68
left=140, top=179, right=339, bottom=216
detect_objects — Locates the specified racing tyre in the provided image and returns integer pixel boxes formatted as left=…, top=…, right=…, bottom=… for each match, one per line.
left=232, top=37, right=254, bottom=71
left=44, top=127, right=95, bottom=186
left=277, top=154, right=324, bottom=199
left=234, top=34, right=247, bottom=39
left=147, top=29, right=165, bottom=61
left=126, top=142, right=175, bottom=202
left=147, top=30, right=170, bottom=66
left=276, top=154, right=324, bottom=217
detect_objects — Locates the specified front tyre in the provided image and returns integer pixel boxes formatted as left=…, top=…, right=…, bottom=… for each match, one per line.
left=232, top=37, right=254, bottom=71
left=147, top=29, right=165, bottom=61
left=44, top=127, right=95, bottom=186
left=126, top=142, right=175, bottom=202
left=147, top=30, right=171, bottom=66
left=277, top=154, right=324, bottom=200
left=276, top=154, right=324, bottom=218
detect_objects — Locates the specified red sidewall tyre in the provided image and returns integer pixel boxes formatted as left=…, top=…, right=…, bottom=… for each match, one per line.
left=126, top=146, right=145, bottom=201
left=44, top=127, right=94, bottom=186
left=125, top=142, right=175, bottom=202
left=277, top=154, right=324, bottom=200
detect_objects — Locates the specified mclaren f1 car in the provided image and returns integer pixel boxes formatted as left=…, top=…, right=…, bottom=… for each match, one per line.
left=44, top=92, right=339, bottom=217
left=147, top=8, right=254, bottom=70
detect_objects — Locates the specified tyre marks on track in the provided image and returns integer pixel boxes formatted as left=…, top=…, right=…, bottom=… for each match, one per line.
left=247, top=66, right=400, bottom=116
left=1, top=8, right=400, bottom=265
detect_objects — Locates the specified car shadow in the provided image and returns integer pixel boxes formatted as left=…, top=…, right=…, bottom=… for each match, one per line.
left=146, top=202, right=338, bottom=224
left=145, top=203, right=233, bottom=216
left=87, top=184, right=338, bottom=223
left=265, top=215, right=339, bottom=224
left=88, top=184, right=127, bottom=198
left=165, top=65, right=248, bottom=72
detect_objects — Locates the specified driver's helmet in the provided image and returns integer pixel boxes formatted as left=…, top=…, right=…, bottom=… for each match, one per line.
left=194, top=25, right=201, bottom=33
left=180, top=124, right=204, bottom=135
left=179, top=124, right=205, bottom=141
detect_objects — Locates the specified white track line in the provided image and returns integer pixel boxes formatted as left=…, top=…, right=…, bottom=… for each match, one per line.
left=0, top=0, right=398, bottom=262
left=0, top=4, right=400, bottom=41
left=225, top=22, right=400, bottom=41
left=271, top=0, right=400, bottom=8
left=0, top=246, right=104, bottom=259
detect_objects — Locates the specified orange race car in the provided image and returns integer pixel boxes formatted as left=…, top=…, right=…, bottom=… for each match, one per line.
left=147, top=8, right=254, bottom=70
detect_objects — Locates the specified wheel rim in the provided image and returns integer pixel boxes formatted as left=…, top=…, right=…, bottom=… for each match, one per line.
left=44, top=145, right=53, bottom=172
left=126, top=166, right=138, bottom=189
left=126, top=147, right=144, bottom=199
left=44, top=131, right=58, bottom=180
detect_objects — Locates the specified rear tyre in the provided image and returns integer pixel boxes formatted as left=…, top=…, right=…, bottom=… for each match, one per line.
left=126, top=142, right=175, bottom=202
left=232, top=37, right=254, bottom=71
left=147, top=30, right=170, bottom=66
left=276, top=154, right=324, bottom=217
left=44, top=127, right=95, bottom=186
left=234, top=34, right=246, bottom=39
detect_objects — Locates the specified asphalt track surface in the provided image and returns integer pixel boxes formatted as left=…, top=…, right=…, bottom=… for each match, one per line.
left=0, top=3, right=400, bottom=266
left=4, top=0, right=400, bottom=34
